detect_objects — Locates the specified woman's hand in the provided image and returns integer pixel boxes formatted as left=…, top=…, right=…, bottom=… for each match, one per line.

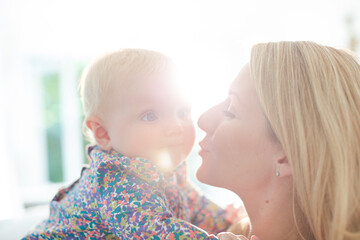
left=217, top=232, right=260, bottom=240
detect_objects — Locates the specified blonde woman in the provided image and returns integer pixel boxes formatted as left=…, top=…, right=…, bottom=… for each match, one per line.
left=198, top=41, right=360, bottom=240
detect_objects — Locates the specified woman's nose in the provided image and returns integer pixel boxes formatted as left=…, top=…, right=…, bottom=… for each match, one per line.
left=197, top=104, right=221, bottom=134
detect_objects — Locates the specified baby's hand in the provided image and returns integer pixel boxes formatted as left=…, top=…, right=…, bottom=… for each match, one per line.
left=217, top=232, right=243, bottom=240
left=217, top=232, right=260, bottom=240
left=225, top=204, right=247, bottom=223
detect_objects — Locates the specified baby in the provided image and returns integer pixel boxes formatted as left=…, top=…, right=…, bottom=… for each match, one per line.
left=23, top=49, right=233, bottom=239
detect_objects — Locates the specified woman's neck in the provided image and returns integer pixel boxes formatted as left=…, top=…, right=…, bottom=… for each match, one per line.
left=237, top=178, right=301, bottom=240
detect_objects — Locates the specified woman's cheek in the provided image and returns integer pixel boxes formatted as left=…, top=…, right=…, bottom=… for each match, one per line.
left=213, top=124, right=237, bottom=157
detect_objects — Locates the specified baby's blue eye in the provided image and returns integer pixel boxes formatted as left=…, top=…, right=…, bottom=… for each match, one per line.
left=178, top=108, right=190, bottom=119
left=141, top=111, right=158, bottom=121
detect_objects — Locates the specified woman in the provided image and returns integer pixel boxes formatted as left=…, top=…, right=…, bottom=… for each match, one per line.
left=198, top=41, right=360, bottom=240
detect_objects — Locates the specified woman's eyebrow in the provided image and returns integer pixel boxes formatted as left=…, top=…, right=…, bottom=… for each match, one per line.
left=228, top=90, right=241, bottom=101
left=228, top=90, right=248, bottom=110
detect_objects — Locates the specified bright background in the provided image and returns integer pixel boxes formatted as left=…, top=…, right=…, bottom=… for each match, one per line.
left=0, top=0, right=359, bottom=239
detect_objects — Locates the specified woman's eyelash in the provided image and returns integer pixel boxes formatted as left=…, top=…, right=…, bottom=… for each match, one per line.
left=223, top=110, right=236, bottom=118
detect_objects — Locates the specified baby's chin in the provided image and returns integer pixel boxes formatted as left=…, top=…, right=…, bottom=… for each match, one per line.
left=150, top=150, right=188, bottom=175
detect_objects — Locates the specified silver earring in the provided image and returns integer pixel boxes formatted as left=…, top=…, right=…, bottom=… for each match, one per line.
left=276, top=171, right=280, bottom=177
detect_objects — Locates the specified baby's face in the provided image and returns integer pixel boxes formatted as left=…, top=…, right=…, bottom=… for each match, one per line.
left=103, top=73, right=195, bottom=173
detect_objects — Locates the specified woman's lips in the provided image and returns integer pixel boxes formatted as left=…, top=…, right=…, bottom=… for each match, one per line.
left=198, top=142, right=210, bottom=158
left=199, top=140, right=209, bottom=151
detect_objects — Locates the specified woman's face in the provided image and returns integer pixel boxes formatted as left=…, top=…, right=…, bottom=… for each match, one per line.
left=197, top=64, right=282, bottom=194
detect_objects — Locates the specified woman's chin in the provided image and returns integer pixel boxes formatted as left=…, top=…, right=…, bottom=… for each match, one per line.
left=195, top=169, right=206, bottom=183
left=196, top=165, right=216, bottom=186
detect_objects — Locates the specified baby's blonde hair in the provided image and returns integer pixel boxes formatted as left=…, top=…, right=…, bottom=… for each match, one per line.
left=79, top=48, right=174, bottom=142
left=250, top=41, right=360, bottom=240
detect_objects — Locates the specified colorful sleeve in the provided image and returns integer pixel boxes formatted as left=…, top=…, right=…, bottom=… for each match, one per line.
left=95, top=161, right=219, bottom=239
left=174, top=164, right=230, bottom=234
left=185, top=181, right=231, bottom=234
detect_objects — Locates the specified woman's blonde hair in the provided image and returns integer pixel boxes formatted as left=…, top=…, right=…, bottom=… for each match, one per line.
left=79, top=48, right=174, bottom=142
left=250, top=41, right=360, bottom=240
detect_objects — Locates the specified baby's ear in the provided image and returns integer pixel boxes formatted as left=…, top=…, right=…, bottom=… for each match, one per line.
left=86, top=116, right=112, bottom=151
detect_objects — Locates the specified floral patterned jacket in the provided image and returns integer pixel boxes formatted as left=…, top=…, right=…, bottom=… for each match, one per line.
left=23, top=145, right=230, bottom=239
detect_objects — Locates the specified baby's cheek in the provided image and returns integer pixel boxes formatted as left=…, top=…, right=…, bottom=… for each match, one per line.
left=120, top=134, right=158, bottom=158
left=185, top=125, right=196, bottom=153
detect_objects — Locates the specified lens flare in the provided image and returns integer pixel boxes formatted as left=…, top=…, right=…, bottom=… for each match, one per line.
left=156, top=150, right=173, bottom=173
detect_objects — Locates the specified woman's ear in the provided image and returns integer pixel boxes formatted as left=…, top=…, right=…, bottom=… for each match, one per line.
left=276, top=153, right=292, bottom=178
left=86, top=116, right=112, bottom=151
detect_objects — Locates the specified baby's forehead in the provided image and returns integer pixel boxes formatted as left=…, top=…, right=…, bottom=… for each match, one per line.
left=132, top=79, right=187, bottom=105
left=111, top=72, right=188, bottom=104
left=115, top=68, right=175, bottom=87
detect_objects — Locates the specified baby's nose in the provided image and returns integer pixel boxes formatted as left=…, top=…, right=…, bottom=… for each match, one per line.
left=165, top=119, right=183, bottom=136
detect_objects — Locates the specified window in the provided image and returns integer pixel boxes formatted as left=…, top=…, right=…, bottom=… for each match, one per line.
left=42, top=72, right=64, bottom=182
left=14, top=58, right=88, bottom=207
